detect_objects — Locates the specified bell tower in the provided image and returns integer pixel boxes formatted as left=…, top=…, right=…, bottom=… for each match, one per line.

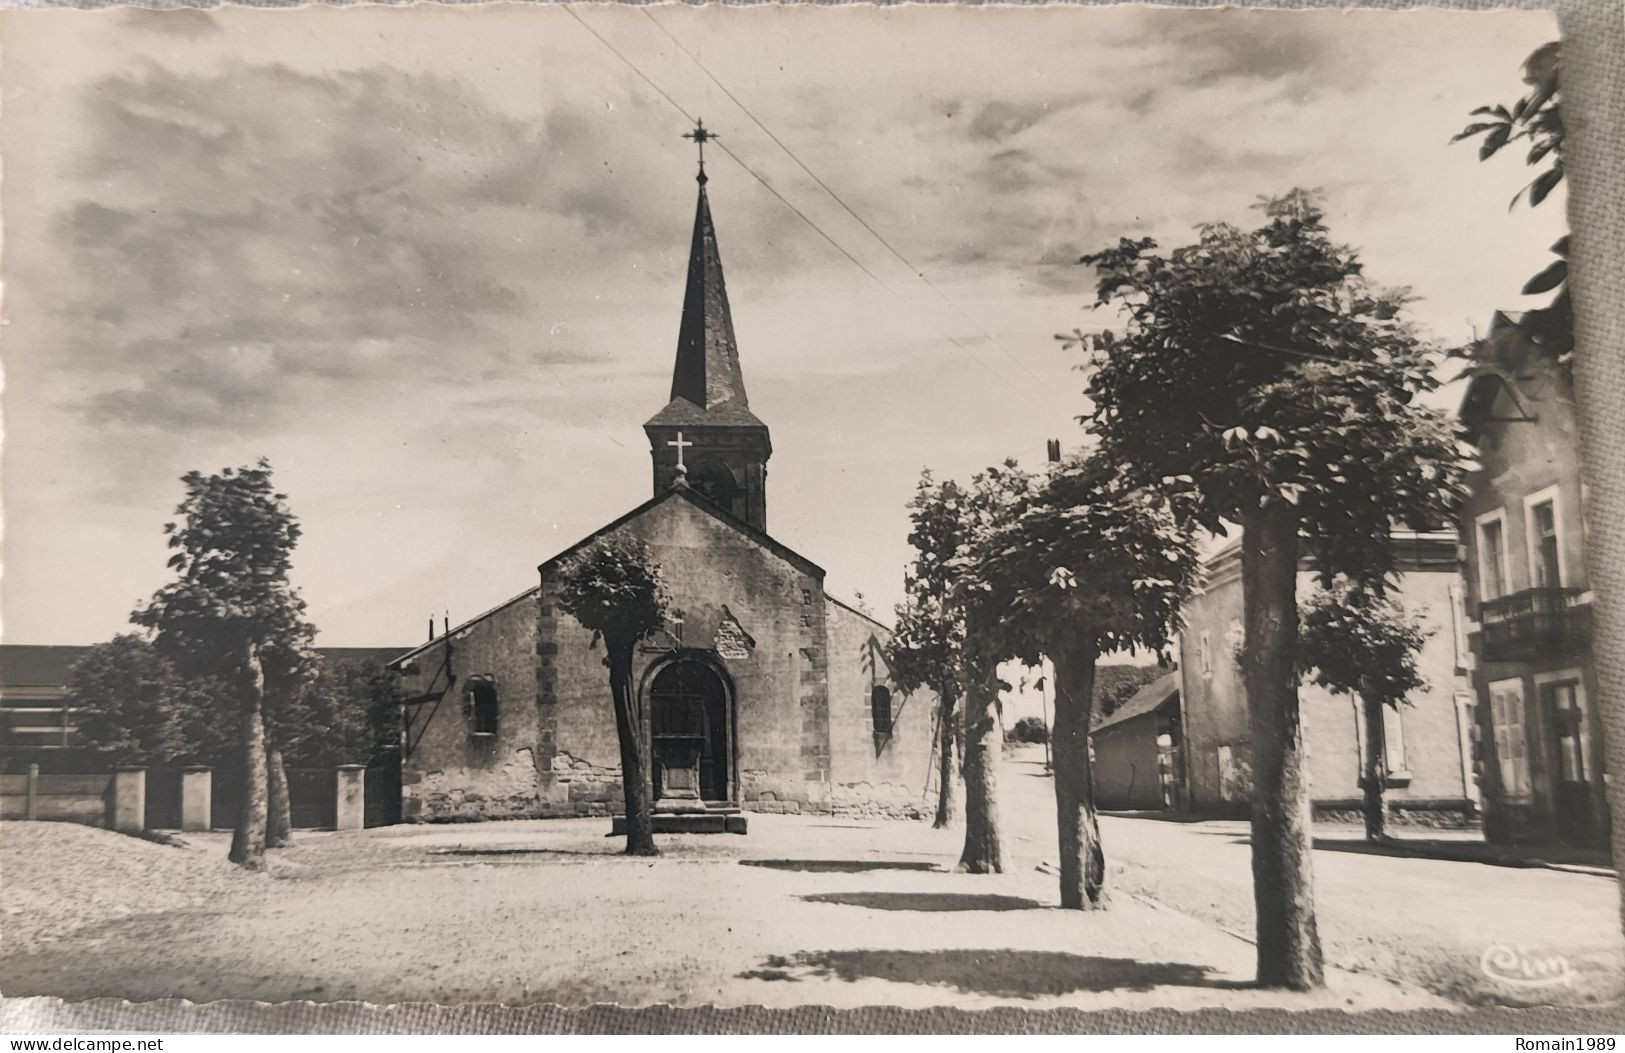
left=644, top=121, right=772, bottom=532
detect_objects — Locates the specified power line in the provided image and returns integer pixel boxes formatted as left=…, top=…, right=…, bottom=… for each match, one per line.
left=640, top=7, right=1056, bottom=398
left=561, top=5, right=1049, bottom=414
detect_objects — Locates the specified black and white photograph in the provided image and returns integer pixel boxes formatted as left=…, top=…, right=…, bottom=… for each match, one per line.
left=0, top=0, right=1621, bottom=1032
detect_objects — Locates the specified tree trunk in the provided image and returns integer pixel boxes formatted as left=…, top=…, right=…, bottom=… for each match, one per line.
left=1241, top=500, right=1324, bottom=990
left=1051, top=637, right=1106, bottom=909
left=228, top=644, right=269, bottom=870
left=1360, top=694, right=1389, bottom=843
left=933, top=685, right=959, bottom=829
left=266, top=746, right=292, bottom=848
left=608, top=639, right=658, bottom=857
left=957, top=642, right=1006, bottom=873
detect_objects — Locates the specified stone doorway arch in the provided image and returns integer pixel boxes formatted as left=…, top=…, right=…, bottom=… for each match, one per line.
left=647, top=657, right=733, bottom=804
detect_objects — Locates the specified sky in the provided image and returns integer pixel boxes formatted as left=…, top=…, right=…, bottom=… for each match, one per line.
left=0, top=4, right=1564, bottom=650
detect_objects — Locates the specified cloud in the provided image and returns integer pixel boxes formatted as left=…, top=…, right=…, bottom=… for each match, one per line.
left=43, top=61, right=669, bottom=438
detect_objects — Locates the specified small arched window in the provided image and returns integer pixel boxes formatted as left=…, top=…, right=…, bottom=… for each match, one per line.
left=871, top=684, right=893, bottom=735
left=467, top=677, right=499, bottom=736
left=689, top=458, right=746, bottom=520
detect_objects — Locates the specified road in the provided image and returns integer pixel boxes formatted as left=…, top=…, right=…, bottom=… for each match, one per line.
left=999, top=745, right=1623, bottom=1006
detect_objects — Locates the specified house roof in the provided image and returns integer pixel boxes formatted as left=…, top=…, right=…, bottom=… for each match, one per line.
left=644, top=179, right=766, bottom=433
left=0, top=644, right=413, bottom=692
left=1091, top=673, right=1179, bottom=734
left=1199, top=529, right=1458, bottom=585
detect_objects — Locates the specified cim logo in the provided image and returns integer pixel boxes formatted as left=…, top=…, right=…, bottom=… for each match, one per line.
left=1480, top=943, right=1576, bottom=990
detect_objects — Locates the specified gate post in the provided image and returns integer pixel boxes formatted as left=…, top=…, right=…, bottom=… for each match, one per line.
left=25, top=763, right=40, bottom=821
left=335, top=764, right=366, bottom=831
left=181, top=765, right=213, bottom=831
left=110, top=766, right=148, bottom=833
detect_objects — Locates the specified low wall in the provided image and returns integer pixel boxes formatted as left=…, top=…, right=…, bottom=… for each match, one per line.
left=0, top=771, right=112, bottom=825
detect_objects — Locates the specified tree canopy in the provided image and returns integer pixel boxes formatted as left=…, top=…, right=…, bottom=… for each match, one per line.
left=1453, top=40, right=1570, bottom=364
left=1298, top=580, right=1434, bottom=710
left=972, top=453, right=1201, bottom=664
left=1072, top=189, right=1469, bottom=591
left=66, top=635, right=189, bottom=765
left=132, top=459, right=318, bottom=692
left=887, top=472, right=971, bottom=700
left=555, top=534, right=671, bottom=649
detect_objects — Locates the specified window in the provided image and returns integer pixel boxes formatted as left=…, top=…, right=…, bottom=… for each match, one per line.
left=1488, top=678, right=1530, bottom=797
left=1546, top=681, right=1585, bottom=782
left=1447, top=581, right=1472, bottom=670
left=1525, top=488, right=1564, bottom=589
left=466, top=677, right=499, bottom=736
left=1477, top=511, right=1508, bottom=601
left=1383, top=704, right=1408, bottom=775
left=870, top=684, right=893, bottom=735
left=1198, top=631, right=1212, bottom=677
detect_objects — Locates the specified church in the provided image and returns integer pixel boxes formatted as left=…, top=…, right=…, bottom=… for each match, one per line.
left=389, top=141, right=937, bottom=824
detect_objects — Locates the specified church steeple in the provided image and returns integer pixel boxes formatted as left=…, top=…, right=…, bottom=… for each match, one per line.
left=645, top=122, right=773, bottom=532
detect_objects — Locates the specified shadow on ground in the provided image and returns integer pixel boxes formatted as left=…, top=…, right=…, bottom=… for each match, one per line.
left=739, top=859, right=942, bottom=873
left=802, top=891, right=1044, bottom=912
left=1308, top=837, right=1611, bottom=871
left=431, top=848, right=617, bottom=858
left=739, top=949, right=1243, bottom=997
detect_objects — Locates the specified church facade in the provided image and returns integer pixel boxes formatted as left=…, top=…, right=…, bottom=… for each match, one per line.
left=389, top=164, right=937, bottom=823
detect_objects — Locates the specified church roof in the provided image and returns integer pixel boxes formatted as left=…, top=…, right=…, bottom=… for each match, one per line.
left=645, top=180, right=767, bottom=432
left=539, top=485, right=823, bottom=580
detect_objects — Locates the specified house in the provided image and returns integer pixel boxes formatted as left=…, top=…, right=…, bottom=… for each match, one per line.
left=1173, top=532, right=1480, bottom=823
left=1090, top=673, right=1183, bottom=812
left=1458, top=310, right=1604, bottom=848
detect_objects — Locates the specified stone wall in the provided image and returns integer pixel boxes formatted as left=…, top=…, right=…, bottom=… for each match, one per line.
left=824, top=597, right=934, bottom=819
left=396, top=590, right=544, bottom=822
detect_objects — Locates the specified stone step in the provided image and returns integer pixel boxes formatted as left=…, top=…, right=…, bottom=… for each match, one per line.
left=610, top=812, right=748, bottom=835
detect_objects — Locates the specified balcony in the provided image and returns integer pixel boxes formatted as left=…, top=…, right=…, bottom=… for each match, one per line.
left=1479, top=587, right=1591, bottom=662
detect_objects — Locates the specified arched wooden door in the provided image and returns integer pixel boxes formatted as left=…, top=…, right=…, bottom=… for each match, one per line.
left=648, top=659, right=731, bottom=803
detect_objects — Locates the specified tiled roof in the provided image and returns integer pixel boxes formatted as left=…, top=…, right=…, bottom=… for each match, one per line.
left=645, top=181, right=765, bottom=433
left=1091, top=673, right=1179, bottom=733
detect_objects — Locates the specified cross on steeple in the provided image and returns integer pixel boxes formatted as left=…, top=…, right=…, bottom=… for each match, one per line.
left=667, top=430, right=694, bottom=473
left=683, top=119, right=719, bottom=184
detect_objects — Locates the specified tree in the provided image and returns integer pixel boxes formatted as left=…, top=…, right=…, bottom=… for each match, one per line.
left=555, top=534, right=671, bottom=857
left=889, top=588, right=963, bottom=827
left=1073, top=190, right=1468, bottom=987
left=972, top=454, right=1199, bottom=908
left=1454, top=41, right=1571, bottom=362
left=947, top=461, right=1037, bottom=874
left=1298, top=581, right=1434, bottom=842
left=1097, top=665, right=1167, bottom=718
left=283, top=657, right=401, bottom=769
left=66, top=635, right=188, bottom=765
left=132, top=460, right=318, bottom=870
left=887, top=471, right=971, bottom=830
left=1010, top=716, right=1049, bottom=745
